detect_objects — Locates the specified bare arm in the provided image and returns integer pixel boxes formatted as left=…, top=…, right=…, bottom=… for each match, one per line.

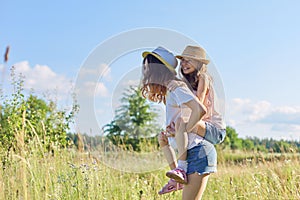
left=196, top=74, right=209, bottom=103
left=183, top=99, right=206, bottom=132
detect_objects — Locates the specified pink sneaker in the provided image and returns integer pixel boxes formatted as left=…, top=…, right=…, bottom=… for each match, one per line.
left=166, top=167, right=188, bottom=184
left=158, top=179, right=184, bottom=195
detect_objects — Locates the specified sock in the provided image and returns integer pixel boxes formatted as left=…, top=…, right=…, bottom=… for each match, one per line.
left=177, top=160, right=187, bottom=172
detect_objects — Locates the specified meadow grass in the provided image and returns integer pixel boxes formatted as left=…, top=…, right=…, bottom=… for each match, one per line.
left=1, top=144, right=299, bottom=200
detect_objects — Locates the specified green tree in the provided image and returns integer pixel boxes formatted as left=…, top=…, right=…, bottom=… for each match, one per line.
left=0, top=67, right=78, bottom=152
left=225, top=126, right=242, bottom=151
left=242, top=138, right=254, bottom=151
left=104, top=86, right=161, bottom=151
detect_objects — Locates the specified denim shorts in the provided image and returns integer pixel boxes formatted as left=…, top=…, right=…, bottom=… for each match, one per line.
left=204, top=122, right=226, bottom=145
left=187, top=139, right=217, bottom=175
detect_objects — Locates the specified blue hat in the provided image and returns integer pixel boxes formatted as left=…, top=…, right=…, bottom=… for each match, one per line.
left=142, top=46, right=178, bottom=74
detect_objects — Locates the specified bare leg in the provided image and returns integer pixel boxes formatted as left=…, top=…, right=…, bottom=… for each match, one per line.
left=158, top=132, right=177, bottom=169
left=157, top=132, right=184, bottom=195
left=194, top=120, right=206, bottom=137
left=175, top=118, right=188, bottom=161
left=182, top=173, right=210, bottom=200
left=161, top=145, right=177, bottom=169
left=164, top=118, right=188, bottom=184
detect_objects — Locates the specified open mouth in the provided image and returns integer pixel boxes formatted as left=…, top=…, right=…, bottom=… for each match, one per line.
left=182, top=67, right=191, bottom=71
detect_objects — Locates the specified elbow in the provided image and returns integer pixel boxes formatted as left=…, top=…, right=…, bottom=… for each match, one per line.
left=198, top=103, right=207, bottom=119
left=193, top=98, right=206, bottom=118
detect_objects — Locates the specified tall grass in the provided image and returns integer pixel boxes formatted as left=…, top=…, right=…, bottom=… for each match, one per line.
left=1, top=133, right=300, bottom=200
left=0, top=110, right=299, bottom=199
left=0, top=142, right=177, bottom=199
left=205, top=157, right=300, bottom=199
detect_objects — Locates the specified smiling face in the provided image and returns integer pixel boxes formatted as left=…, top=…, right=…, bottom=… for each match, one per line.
left=180, top=58, right=198, bottom=74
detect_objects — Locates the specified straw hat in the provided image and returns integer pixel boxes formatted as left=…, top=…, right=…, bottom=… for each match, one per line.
left=176, top=45, right=210, bottom=65
left=142, top=46, right=178, bottom=74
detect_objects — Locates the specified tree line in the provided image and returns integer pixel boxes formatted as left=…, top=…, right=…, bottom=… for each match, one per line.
left=1, top=71, right=299, bottom=156
left=67, top=127, right=300, bottom=153
left=68, top=86, right=300, bottom=153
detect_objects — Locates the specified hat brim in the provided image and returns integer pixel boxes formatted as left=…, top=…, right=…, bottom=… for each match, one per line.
left=143, top=51, right=177, bottom=74
left=176, top=55, right=210, bottom=65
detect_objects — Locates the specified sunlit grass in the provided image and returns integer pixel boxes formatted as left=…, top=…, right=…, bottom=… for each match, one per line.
left=1, top=144, right=299, bottom=200
left=205, top=158, right=300, bottom=200
left=0, top=147, right=181, bottom=200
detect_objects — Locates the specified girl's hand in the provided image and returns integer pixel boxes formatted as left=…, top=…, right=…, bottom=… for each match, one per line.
left=158, top=131, right=169, bottom=146
left=166, top=122, right=175, bottom=137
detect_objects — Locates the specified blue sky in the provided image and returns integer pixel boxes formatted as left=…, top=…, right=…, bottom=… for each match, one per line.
left=1, top=1, right=300, bottom=140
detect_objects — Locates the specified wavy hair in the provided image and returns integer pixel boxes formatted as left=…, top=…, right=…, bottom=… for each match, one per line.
left=141, top=54, right=176, bottom=104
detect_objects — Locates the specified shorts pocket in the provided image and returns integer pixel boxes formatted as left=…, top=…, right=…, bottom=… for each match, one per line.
left=202, top=141, right=217, bottom=166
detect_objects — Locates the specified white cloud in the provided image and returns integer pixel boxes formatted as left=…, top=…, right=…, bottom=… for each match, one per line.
left=122, top=79, right=140, bottom=87
left=230, top=98, right=252, bottom=114
left=226, top=98, right=300, bottom=140
left=75, top=63, right=111, bottom=98
left=271, top=124, right=300, bottom=132
left=259, top=106, right=300, bottom=125
left=79, top=63, right=112, bottom=81
left=83, top=81, right=109, bottom=97
left=248, top=100, right=272, bottom=121
left=230, top=98, right=271, bottom=121
left=270, top=124, right=300, bottom=140
left=12, top=61, right=72, bottom=96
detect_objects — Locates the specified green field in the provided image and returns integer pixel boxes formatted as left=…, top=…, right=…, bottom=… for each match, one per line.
left=1, top=69, right=300, bottom=199
left=1, top=146, right=299, bottom=200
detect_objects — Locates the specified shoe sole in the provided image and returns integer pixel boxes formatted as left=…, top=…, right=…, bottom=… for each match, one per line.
left=166, top=172, right=188, bottom=184
left=158, top=184, right=183, bottom=195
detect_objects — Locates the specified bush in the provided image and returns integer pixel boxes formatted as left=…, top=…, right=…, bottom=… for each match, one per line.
left=0, top=67, right=78, bottom=153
